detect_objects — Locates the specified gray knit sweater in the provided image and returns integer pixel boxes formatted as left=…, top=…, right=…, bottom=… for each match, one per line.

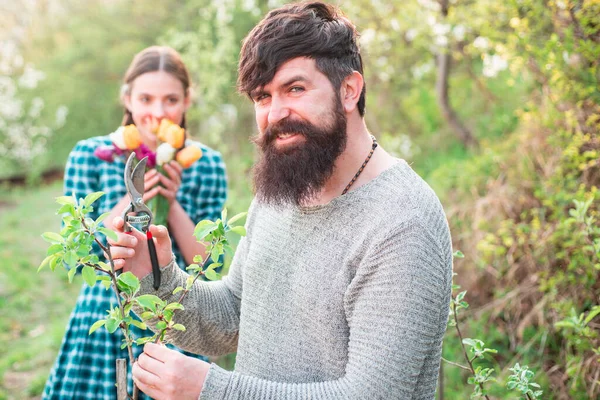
left=137, top=160, right=453, bottom=399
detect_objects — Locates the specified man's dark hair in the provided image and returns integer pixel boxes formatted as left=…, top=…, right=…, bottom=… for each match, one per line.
left=238, top=1, right=366, bottom=116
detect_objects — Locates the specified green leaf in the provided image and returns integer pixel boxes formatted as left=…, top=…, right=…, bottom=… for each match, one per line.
left=186, top=275, right=194, bottom=290
left=118, top=272, right=140, bottom=292
left=172, top=324, right=186, bottom=331
left=42, top=232, right=64, bottom=244
left=64, top=250, right=78, bottom=268
left=105, top=318, right=120, bottom=333
left=164, top=303, right=184, bottom=311
left=584, top=306, right=600, bottom=325
left=88, top=319, right=106, bottom=334
left=136, top=294, right=163, bottom=312
left=230, top=226, right=246, bottom=236
left=38, top=255, right=53, bottom=272
left=130, top=320, right=147, bottom=330
left=140, top=312, right=154, bottom=320
left=205, top=269, right=219, bottom=281
left=173, top=287, right=184, bottom=295
left=96, top=212, right=111, bottom=224
left=98, top=228, right=118, bottom=242
left=50, top=256, right=61, bottom=272
left=136, top=336, right=154, bottom=345
left=221, top=208, right=228, bottom=223
left=84, top=191, right=105, bottom=207
left=67, top=266, right=77, bottom=283
left=56, top=195, right=76, bottom=205
left=98, top=261, right=112, bottom=272
left=193, top=220, right=217, bottom=241
left=56, top=203, right=75, bottom=216
left=46, top=244, right=64, bottom=256
left=453, top=250, right=465, bottom=258
left=227, top=212, right=247, bottom=226
left=210, top=246, right=221, bottom=264
left=156, top=321, right=167, bottom=331
left=82, top=266, right=97, bottom=287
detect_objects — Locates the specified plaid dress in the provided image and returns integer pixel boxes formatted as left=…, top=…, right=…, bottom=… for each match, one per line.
left=43, top=136, right=227, bottom=400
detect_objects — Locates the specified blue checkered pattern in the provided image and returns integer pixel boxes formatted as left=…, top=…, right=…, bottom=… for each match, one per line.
left=43, top=136, right=227, bottom=399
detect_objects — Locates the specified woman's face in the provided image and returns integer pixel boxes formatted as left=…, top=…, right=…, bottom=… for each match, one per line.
left=125, top=70, right=190, bottom=148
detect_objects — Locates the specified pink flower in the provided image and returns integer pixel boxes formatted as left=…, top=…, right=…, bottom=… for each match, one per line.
left=94, top=145, right=116, bottom=162
left=135, top=144, right=156, bottom=169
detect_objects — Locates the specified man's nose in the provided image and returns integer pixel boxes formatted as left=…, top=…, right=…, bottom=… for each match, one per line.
left=267, top=97, right=290, bottom=125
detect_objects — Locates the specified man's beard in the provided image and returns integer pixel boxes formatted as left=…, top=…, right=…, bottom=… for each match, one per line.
left=251, top=97, right=347, bottom=206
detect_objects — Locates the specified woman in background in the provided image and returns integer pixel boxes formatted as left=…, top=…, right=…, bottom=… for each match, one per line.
left=43, top=46, right=227, bottom=399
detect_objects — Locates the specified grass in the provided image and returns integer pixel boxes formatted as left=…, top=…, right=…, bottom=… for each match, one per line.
left=0, top=181, right=81, bottom=400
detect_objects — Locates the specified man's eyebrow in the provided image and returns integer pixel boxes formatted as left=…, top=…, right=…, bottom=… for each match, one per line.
left=281, top=75, right=309, bottom=88
left=249, top=88, right=266, bottom=99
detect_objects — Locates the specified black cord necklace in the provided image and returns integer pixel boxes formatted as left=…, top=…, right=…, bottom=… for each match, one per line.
left=342, top=135, right=378, bottom=195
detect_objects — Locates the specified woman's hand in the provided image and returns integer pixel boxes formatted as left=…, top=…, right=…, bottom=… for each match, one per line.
left=108, top=217, right=174, bottom=279
left=142, top=162, right=183, bottom=205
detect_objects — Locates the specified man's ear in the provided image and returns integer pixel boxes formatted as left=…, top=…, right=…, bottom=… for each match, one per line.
left=340, top=71, right=364, bottom=113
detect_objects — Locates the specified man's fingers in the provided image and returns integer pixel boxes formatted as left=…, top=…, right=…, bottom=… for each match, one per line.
left=149, top=224, right=169, bottom=240
left=113, top=216, right=125, bottom=231
left=143, top=343, right=174, bottom=362
left=137, top=352, right=165, bottom=374
left=132, top=362, right=161, bottom=398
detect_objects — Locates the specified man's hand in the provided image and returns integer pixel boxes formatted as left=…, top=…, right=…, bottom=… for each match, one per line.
left=108, top=217, right=173, bottom=278
left=133, top=343, right=209, bottom=400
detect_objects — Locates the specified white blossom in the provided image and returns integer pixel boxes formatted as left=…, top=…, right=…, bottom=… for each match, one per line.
left=0, top=98, right=23, bottom=120
left=453, top=25, right=466, bottom=41
left=109, top=126, right=127, bottom=149
left=0, top=76, right=16, bottom=98
left=18, top=63, right=46, bottom=89
left=156, top=142, right=176, bottom=166
left=29, top=97, right=44, bottom=119
left=360, top=28, right=377, bottom=48
left=412, top=61, right=434, bottom=79
left=55, top=105, right=69, bottom=127
left=482, top=54, right=508, bottom=77
left=405, top=29, right=418, bottom=42
left=473, top=36, right=490, bottom=50
left=390, top=19, right=400, bottom=32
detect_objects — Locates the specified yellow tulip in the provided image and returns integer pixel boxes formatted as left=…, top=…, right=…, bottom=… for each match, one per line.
left=157, top=119, right=185, bottom=149
left=176, top=145, right=203, bottom=169
left=123, top=125, right=142, bottom=150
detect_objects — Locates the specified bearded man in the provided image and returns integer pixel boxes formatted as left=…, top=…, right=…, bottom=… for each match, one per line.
left=110, top=2, right=453, bottom=399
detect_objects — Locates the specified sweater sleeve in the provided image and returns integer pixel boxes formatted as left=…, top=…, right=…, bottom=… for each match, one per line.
left=199, top=221, right=452, bottom=400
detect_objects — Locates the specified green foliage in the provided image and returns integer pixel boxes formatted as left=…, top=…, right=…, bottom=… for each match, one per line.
left=507, top=363, right=543, bottom=399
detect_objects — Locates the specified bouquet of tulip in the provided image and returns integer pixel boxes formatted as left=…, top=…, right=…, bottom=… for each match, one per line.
left=94, top=120, right=203, bottom=226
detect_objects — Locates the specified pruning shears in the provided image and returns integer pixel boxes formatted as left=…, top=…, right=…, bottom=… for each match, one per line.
left=121, top=153, right=161, bottom=290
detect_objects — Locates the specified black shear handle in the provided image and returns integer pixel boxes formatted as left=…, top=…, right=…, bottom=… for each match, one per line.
left=146, top=231, right=161, bottom=290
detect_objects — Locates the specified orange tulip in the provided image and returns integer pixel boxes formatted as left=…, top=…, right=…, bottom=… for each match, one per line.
left=123, top=125, right=142, bottom=150
left=157, top=119, right=185, bottom=149
left=176, top=145, right=203, bottom=169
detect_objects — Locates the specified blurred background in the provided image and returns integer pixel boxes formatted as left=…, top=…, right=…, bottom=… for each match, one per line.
left=0, top=0, right=599, bottom=399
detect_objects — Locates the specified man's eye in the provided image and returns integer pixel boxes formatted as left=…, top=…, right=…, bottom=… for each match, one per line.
left=290, top=86, right=304, bottom=93
left=167, top=97, right=179, bottom=104
left=140, top=96, right=150, bottom=103
left=255, top=94, right=269, bottom=103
